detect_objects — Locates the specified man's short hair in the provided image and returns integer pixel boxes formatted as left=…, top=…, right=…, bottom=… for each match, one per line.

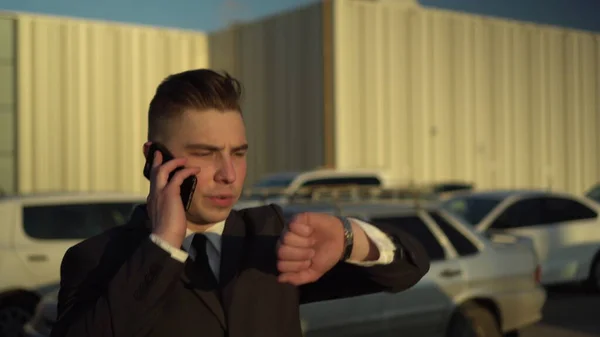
left=147, top=69, right=243, bottom=141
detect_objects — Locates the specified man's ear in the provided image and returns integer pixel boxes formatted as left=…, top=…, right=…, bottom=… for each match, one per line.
left=142, top=142, right=152, bottom=160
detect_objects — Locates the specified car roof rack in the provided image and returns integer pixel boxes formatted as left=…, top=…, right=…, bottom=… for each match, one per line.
left=241, top=183, right=438, bottom=210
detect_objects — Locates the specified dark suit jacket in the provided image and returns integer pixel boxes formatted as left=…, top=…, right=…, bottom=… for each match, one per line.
left=50, top=204, right=429, bottom=337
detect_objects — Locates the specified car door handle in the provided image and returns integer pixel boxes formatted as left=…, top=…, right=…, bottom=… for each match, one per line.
left=439, top=269, right=462, bottom=278
left=27, top=254, right=48, bottom=262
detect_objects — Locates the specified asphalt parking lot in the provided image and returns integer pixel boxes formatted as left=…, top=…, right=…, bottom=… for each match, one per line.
left=521, top=286, right=600, bottom=337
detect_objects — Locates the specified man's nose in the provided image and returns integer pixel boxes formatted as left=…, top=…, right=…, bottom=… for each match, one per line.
left=215, top=157, right=236, bottom=184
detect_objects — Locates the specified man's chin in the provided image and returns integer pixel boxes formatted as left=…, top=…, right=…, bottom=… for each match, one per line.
left=185, top=207, right=231, bottom=225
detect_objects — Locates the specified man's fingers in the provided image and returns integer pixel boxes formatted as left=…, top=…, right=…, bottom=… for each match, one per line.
left=280, top=231, right=315, bottom=248
left=287, top=220, right=313, bottom=237
left=277, top=260, right=311, bottom=273
left=167, top=167, right=201, bottom=188
left=277, top=245, right=314, bottom=261
left=152, top=157, right=188, bottom=189
left=278, top=270, right=319, bottom=285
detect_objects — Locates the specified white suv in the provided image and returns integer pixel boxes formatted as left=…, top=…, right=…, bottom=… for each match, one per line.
left=0, top=192, right=145, bottom=337
left=236, top=169, right=397, bottom=209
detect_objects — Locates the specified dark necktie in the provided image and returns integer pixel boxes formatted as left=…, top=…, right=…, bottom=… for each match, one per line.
left=191, top=234, right=219, bottom=289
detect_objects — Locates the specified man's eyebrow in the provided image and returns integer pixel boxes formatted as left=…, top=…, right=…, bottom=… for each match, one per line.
left=185, top=143, right=222, bottom=151
left=234, top=144, right=249, bottom=151
left=184, top=143, right=249, bottom=151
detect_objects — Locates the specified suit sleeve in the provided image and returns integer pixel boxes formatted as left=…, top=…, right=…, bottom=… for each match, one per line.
left=267, top=205, right=431, bottom=304
left=50, top=237, right=186, bottom=337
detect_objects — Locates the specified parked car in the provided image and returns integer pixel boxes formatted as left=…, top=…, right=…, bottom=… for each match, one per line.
left=425, top=181, right=475, bottom=200
left=235, top=168, right=398, bottom=209
left=285, top=200, right=545, bottom=337
left=236, top=168, right=474, bottom=211
left=0, top=192, right=145, bottom=337
left=23, top=198, right=545, bottom=337
left=442, top=189, right=600, bottom=291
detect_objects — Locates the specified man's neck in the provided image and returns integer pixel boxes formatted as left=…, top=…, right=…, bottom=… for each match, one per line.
left=187, top=222, right=218, bottom=233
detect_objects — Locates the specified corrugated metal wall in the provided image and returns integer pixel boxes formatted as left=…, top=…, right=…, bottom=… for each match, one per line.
left=0, top=15, right=16, bottom=195
left=15, top=13, right=209, bottom=194
left=208, top=3, right=326, bottom=185
left=332, top=0, right=600, bottom=194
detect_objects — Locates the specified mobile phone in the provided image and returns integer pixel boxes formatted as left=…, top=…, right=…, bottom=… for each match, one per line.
left=143, top=142, right=197, bottom=211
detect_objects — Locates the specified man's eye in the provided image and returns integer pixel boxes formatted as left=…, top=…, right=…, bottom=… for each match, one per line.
left=195, top=152, right=212, bottom=157
left=234, top=152, right=247, bottom=157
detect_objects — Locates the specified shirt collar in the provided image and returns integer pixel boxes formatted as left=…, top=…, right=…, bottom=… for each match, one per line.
left=184, top=220, right=226, bottom=237
left=182, top=220, right=226, bottom=255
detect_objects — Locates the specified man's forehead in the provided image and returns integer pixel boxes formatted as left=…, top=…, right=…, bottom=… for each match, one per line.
left=172, top=109, right=246, bottom=144
left=179, top=108, right=242, bottom=124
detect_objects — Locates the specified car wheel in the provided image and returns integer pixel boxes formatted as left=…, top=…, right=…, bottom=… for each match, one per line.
left=447, top=303, right=502, bottom=337
left=0, top=293, right=39, bottom=337
left=586, top=254, right=600, bottom=292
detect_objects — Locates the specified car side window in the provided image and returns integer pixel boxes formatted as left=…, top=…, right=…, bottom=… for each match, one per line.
left=586, top=184, right=600, bottom=202
left=300, top=177, right=381, bottom=188
left=370, top=215, right=446, bottom=261
left=23, top=202, right=138, bottom=240
left=542, top=197, right=597, bottom=223
left=429, top=212, right=479, bottom=257
left=490, top=198, right=544, bottom=229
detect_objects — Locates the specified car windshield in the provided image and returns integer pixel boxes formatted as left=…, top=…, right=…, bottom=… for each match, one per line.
left=443, top=196, right=503, bottom=225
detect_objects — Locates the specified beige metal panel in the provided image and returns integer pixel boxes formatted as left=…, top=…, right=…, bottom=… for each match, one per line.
left=16, top=13, right=209, bottom=194
left=332, top=0, right=600, bottom=194
left=0, top=60, right=15, bottom=150
left=209, top=3, right=326, bottom=185
left=0, top=16, right=16, bottom=194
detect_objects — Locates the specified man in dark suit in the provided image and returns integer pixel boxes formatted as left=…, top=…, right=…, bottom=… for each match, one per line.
left=51, top=69, right=430, bottom=337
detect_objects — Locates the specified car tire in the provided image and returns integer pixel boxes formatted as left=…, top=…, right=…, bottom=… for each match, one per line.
left=447, top=303, right=502, bottom=337
left=586, top=254, right=600, bottom=292
left=0, top=292, right=39, bottom=337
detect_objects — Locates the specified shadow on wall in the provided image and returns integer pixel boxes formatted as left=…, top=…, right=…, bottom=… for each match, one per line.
left=207, top=3, right=327, bottom=186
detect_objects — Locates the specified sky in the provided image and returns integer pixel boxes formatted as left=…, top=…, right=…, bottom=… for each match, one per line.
left=0, top=0, right=598, bottom=33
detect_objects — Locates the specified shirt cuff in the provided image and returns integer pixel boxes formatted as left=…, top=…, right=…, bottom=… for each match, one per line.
left=149, top=234, right=189, bottom=263
left=345, top=218, right=397, bottom=266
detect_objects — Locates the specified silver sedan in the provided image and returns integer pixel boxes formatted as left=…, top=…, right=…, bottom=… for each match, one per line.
left=283, top=201, right=546, bottom=337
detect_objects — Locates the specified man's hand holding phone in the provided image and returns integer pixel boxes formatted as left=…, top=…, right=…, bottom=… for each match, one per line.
left=147, top=151, right=200, bottom=248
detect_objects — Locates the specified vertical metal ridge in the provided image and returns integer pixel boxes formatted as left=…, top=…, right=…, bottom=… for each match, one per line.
left=322, top=0, right=335, bottom=168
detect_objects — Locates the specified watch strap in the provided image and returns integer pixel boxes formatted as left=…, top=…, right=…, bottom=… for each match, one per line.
left=336, top=216, right=354, bottom=261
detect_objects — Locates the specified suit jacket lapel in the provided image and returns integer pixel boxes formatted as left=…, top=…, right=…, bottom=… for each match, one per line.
left=130, top=205, right=228, bottom=327
left=180, top=260, right=226, bottom=328
left=219, top=211, right=248, bottom=311
left=130, top=205, right=252, bottom=328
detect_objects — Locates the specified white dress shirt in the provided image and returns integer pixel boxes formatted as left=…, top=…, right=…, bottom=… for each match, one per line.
left=150, top=218, right=396, bottom=281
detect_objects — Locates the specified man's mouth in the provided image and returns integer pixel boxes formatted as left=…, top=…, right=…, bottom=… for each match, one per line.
left=207, top=195, right=235, bottom=206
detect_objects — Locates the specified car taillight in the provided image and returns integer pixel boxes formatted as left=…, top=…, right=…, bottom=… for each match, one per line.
left=534, top=265, right=541, bottom=283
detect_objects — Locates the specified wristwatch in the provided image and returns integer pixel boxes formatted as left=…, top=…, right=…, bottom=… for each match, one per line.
left=336, top=216, right=354, bottom=261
